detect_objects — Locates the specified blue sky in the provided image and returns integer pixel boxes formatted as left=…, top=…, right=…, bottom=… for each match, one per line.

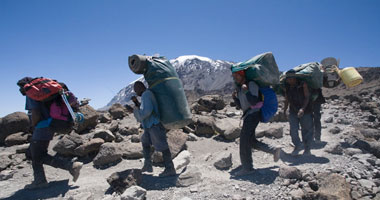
left=1, top=0, right=379, bottom=117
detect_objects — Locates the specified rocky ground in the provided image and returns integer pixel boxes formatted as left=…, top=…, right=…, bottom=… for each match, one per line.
left=0, top=67, right=380, bottom=200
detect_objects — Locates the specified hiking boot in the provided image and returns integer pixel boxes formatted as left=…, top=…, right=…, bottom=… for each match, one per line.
left=24, top=180, right=49, bottom=190
left=291, top=146, right=302, bottom=156
left=303, top=148, right=312, bottom=156
left=234, top=167, right=255, bottom=177
left=159, top=167, right=176, bottom=177
left=69, top=162, right=83, bottom=182
left=141, top=161, right=153, bottom=173
left=273, top=148, right=281, bottom=162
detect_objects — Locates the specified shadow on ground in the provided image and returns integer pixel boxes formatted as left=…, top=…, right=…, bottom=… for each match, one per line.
left=280, top=151, right=330, bottom=166
left=229, top=166, right=279, bottom=185
left=0, top=180, right=77, bottom=200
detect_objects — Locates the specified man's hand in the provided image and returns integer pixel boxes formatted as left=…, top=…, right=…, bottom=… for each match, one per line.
left=131, top=96, right=141, bottom=108
left=297, top=108, right=304, bottom=118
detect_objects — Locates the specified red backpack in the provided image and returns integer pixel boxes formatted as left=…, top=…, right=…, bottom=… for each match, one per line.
left=24, top=77, right=62, bottom=102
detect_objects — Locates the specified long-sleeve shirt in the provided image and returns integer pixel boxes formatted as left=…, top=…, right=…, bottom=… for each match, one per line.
left=133, top=89, right=160, bottom=129
left=234, top=81, right=261, bottom=114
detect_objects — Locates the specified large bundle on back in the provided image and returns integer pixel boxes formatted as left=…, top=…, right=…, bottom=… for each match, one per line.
left=231, top=52, right=280, bottom=123
left=231, top=52, right=280, bottom=87
left=128, top=55, right=192, bottom=129
left=287, top=62, right=324, bottom=89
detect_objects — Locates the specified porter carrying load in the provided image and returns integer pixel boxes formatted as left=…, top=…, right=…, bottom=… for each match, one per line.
left=128, top=55, right=192, bottom=129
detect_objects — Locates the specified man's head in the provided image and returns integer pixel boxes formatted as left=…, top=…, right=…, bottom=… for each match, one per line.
left=285, top=70, right=297, bottom=86
left=133, top=81, right=146, bottom=96
left=17, top=77, right=33, bottom=96
left=232, top=70, right=246, bottom=85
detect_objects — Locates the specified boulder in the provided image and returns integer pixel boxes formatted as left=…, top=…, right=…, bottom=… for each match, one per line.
left=152, top=129, right=187, bottom=163
left=359, top=128, right=380, bottom=140
left=108, top=121, right=119, bottom=133
left=93, top=129, right=115, bottom=142
left=213, top=152, right=232, bottom=170
left=119, top=142, right=143, bottom=159
left=4, top=132, right=30, bottom=146
left=353, top=139, right=380, bottom=158
left=109, top=103, right=128, bottom=119
left=325, top=143, right=344, bottom=155
left=173, top=150, right=191, bottom=170
left=120, top=186, right=147, bottom=200
left=261, top=125, right=283, bottom=139
left=279, top=166, right=302, bottom=180
left=76, top=105, right=99, bottom=133
left=214, top=118, right=241, bottom=140
left=0, top=154, right=12, bottom=171
left=53, top=133, right=84, bottom=156
left=0, top=112, right=29, bottom=144
left=107, top=169, right=142, bottom=194
left=176, top=165, right=202, bottom=187
left=99, top=113, right=112, bottom=123
left=74, top=138, right=105, bottom=157
left=329, top=126, right=341, bottom=134
left=195, top=116, right=215, bottom=136
left=195, top=95, right=225, bottom=113
left=314, top=173, right=352, bottom=200
left=324, top=117, right=334, bottom=123
left=93, top=143, right=122, bottom=166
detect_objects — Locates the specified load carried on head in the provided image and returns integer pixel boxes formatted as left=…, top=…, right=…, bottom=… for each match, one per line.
left=231, top=52, right=280, bottom=123
left=128, top=54, right=192, bottom=129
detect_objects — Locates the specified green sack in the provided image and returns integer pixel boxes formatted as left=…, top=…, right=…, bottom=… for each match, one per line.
left=231, top=52, right=280, bottom=86
left=288, top=62, right=323, bottom=89
left=143, top=56, right=192, bottom=129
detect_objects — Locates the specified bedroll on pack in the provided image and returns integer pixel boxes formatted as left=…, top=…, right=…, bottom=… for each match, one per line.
left=128, top=55, right=192, bottom=129
left=231, top=52, right=280, bottom=87
left=288, top=62, right=323, bottom=89
left=24, top=77, right=62, bottom=101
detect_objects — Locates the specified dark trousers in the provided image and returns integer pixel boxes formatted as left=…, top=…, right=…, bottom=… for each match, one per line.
left=240, top=112, right=277, bottom=169
left=30, top=140, right=71, bottom=183
left=312, top=103, right=322, bottom=141
left=289, top=110, right=314, bottom=149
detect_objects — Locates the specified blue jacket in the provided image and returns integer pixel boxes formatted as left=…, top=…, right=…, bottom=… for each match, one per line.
left=133, top=90, right=160, bottom=129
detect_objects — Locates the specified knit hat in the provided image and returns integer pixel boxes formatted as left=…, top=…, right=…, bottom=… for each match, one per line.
left=234, top=70, right=245, bottom=77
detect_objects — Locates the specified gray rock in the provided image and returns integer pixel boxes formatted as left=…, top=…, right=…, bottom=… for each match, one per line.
left=344, top=148, right=363, bottom=156
left=176, top=166, right=202, bottom=187
left=214, top=118, right=240, bottom=140
left=197, top=95, right=226, bottom=112
left=107, top=169, right=142, bottom=194
left=130, top=135, right=140, bottom=143
left=4, top=132, right=30, bottom=146
left=262, top=125, right=283, bottom=139
left=53, top=133, right=84, bottom=156
left=213, top=152, right=232, bottom=170
left=0, top=112, right=29, bottom=144
left=0, top=170, right=15, bottom=181
left=74, top=138, right=104, bottom=157
left=93, top=129, right=115, bottom=142
left=173, top=150, right=191, bottom=170
left=76, top=105, right=99, bottom=133
left=325, top=143, right=344, bottom=155
left=358, top=179, right=376, bottom=190
left=0, top=154, right=12, bottom=171
left=93, top=143, right=122, bottom=166
left=359, top=128, right=380, bottom=140
left=315, top=173, right=352, bottom=200
left=99, top=113, right=112, bottom=123
left=329, top=126, right=341, bottom=134
left=324, top=116, right=333, bottom=123
left=109, top=121, right=119, bottom=133
left=279, top=166, right=302, bottom=180
left=289, top=188, right=304, bottom=200
left=119, top=142, right=143, bottom=159
left=120, top=186, right=146, bottom=200
left=152, top=129, right=187, bottom=163
left=187, top=133, right=198, bottom=141
left=337, top=118, right=351, bottom=125
left=195, top=116, right=215, bottom=135
left=109, top=103, right=128, bottom=119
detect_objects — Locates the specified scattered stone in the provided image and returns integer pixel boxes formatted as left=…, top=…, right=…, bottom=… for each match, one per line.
left=187, top=133, right=198, bottom=141
left=53, top=133, right=84, bottom=156
left=74, top=138, right=105, bottom=157
left=289, top=188, right=304, bottom=200
left=213, top=152, right=232, bottom=170
left=107, top=169, right=142, bottom=194
left=109, top=103, right=128, bottom=119
left=120, top=185, right=146, bottom=200
left=329, top=126, right=341, bottom=134
left=358, top=179, right=376, bottom=190
left=214, top=118, right=240, bottom=140
left=194, top=116, right=215, bottom=136
left=131, top=135, right=140, bottom=143
left=93, top=129, right=115, bottom=142
left=93, top=143, right=122, bottom=166
left=76, top=105, right=99, bottom=133
left=315, top=173, right=352, bottom=200
left=108, top=121, right=119, bottom=133
left=119, top=142, right=143, bottom=159
left=324, top=116, right=333, bottom=123
left=173, top=150, right=191, bottom=170
left=4, top=132, right=30, bottom=146
left=325, top=143, right=344, bottom=155
left=0, top=112, right=29, bottom=144
left=359, top=128, right=380, bottom=140
left=0, top=170, right=14, bottom=181
left=197, top=95, right=226, bottom=112
left=262, top=125, right=283, bottom=138
left=176, top=166, right=202, bottom=187
left=99, top=113, right=112, bottom=123
left=344, top=148, right=363, bottom=156
left=279, top=166, right=302, bottom=180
